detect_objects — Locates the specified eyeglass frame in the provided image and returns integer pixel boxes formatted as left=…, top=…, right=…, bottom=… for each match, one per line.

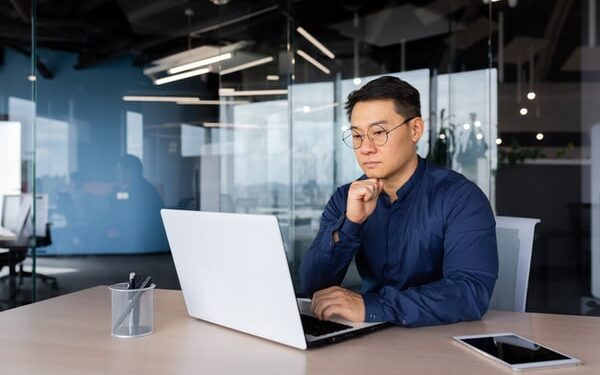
left=342, top=116, right=417, bottom=149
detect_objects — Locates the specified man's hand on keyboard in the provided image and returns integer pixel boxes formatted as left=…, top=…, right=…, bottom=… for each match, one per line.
left=311, top=286, right=365, bottom=322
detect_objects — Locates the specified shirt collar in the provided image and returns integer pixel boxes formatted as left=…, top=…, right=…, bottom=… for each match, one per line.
left=394, top=156, right=426, bottom=201
left=357, top=155, right=426, bottom=204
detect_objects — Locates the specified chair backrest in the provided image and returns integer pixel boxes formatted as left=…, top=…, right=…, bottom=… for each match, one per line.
left=489, top=216, right=540, bottom=312
left=1, top=194, right=23, bottom=232
left=2, top=194, right=30, bottom=238
left=1, top=194, right=49, bottom=239
left=23, top=194, right=49, bottom=238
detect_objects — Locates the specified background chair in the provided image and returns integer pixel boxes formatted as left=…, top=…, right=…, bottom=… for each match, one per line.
left=15, top=194, right=56, bottom=288
left=0, top=194, right=56, bottom=307
left=0, top=195, right=32, bottom=306
left=489, top=216, right=541, bottom=312
left=0, top=194, right=30, bottom=268
left=342, top=215, right=542, bottom=312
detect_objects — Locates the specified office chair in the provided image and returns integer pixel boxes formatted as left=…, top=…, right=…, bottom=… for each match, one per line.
left=489, top=216, right=541, bottom=312
left=17, top=194, right=57, bottom=288
left=0, top=194, right=29, bottom=266
left=341, top=215, right=542, bottom=308
left=0, top=194, right=31, bottom=306
left=0, top=195, right=57, bottom=306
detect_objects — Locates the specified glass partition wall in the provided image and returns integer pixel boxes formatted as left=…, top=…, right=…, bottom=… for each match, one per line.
left=494, top=0, right=600, bottom=315
left=0, top=0, right=37, bottom=306
left=1, top=0, right=596, bottom=318
left=0, top=0, right=497, bottom=307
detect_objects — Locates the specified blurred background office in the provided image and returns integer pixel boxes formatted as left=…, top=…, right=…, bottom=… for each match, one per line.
left=0, top=0, right=599, bottom=316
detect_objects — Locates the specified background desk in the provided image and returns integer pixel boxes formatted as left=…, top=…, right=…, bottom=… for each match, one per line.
left=0, top=235, right=27, bottom=307
left=0, top=286, right=598, bottom=375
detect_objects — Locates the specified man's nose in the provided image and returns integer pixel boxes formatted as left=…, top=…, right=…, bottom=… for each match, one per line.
left=358, top=136, right=377, bottom=154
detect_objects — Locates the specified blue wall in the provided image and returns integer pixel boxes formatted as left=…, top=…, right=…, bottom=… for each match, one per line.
left=0, top=48, right=216, bottom=254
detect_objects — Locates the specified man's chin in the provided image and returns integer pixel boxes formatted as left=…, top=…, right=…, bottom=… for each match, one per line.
left=363, top=171, right=386, bottom=179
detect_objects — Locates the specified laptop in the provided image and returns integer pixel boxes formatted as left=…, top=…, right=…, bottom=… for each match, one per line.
left=161, top=209, right=388, bottom=350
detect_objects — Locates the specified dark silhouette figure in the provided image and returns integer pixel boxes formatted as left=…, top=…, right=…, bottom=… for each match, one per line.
left=108, top=154, right=167, bottom=253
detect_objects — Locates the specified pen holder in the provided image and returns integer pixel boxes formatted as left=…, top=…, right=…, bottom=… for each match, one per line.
left=110, top=282, right=155, bottom=338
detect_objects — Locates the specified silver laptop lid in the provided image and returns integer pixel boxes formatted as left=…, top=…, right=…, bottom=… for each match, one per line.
left=161, top=209, right=307, bottom=350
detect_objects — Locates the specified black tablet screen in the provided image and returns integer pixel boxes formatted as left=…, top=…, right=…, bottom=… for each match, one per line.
left=461, top=335, right=570, bottom=365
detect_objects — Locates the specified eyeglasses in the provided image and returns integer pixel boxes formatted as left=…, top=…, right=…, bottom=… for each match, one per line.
left=342, top=117, right=416, bottom=149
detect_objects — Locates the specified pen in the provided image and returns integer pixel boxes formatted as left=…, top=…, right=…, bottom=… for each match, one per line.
left=128, top=272, right=136, bottom=334
left=139, top=276, right=152, bottom=289
left=114, top=275, right=154, bottom=334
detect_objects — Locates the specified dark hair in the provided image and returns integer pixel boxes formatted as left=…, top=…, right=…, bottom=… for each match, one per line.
left=344, top=76, right=421, bottom=120
left=118, top=154, right=143, bottom=177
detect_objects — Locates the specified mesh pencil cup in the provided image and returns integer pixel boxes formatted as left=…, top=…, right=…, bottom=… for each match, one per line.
left=110, top=282, right=155, bottom=338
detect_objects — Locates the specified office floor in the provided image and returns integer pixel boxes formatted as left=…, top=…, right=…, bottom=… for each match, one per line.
left=0, top=253, right=181, bottom=308
left=1, top=252, right=599, bottom=316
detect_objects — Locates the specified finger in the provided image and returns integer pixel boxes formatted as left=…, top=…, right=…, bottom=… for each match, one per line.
left=348, top=184, right=366, bottom=200
left=360, top=185, right=379, bottom=202
left=312, top=286, right=340, bottom=300
left=350, top=182, right=380, bottom=200
left=352, top=179, right=378, bottom=190
left=312, top=296, right=341, bottom=320
left=357, top=180, right=379, bottom=191
left=321, top=303, right=347, bottom=321
left=318, top=288, right=345, bottom=300
left=312, top=288, right=343, bottom=307
left=356, top=184, right=377, bottom=199
left=312, top=289, right=345, bottom=315
left=364, top=180, right=383, bottom=196
left=311, top=287, right=341, bottom=311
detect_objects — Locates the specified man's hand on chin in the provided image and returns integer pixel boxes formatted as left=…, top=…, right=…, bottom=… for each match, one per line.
left=311, top=286, right=365, bottom=322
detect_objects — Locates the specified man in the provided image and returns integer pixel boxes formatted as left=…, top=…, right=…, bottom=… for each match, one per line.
left=108, top=154, right=168, bottom=252
left=299, top=76, right=498, bottom=327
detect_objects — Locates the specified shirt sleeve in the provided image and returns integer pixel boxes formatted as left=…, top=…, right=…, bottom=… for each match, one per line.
left=363, top=182, right=499, bottom=326
left=299, top=186, right=363, bottom=297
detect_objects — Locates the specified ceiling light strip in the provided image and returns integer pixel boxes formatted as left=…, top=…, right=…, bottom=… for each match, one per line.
left=176, top=100, right=250, bottom=105
left=154, top=68, right=210, bottom=85
left=296, top=27, right=335, bottom=59
left=219, top=56, right=274, bottom=75
left=203, top=122, right=261, bottom=128
left=296, top=49, right=331, bottom=74
left=123, top=96, right=200, bottom=103
left=219, top=89, right=288, bottom=97
left=168, top=53, right=233, bottom=74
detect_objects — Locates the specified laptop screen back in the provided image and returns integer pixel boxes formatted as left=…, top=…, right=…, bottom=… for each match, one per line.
left=161, top=210, right=307, bottom=350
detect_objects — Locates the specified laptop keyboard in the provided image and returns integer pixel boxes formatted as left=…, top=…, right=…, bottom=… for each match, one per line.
left=300, top=314, right=353, bottom=337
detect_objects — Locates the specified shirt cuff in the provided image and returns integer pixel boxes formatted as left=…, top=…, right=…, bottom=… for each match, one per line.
left=363, top=293, right=386, bottom=322
left=332, top=214, right=363, bottom=242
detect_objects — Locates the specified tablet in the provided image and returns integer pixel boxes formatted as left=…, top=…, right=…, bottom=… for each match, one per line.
left=454, top=333, right=583, bottom=371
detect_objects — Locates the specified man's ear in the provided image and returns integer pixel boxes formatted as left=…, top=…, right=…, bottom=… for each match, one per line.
left=410, top=117, right=425, bottom=143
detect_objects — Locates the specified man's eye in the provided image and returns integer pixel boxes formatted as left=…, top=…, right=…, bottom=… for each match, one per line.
left=352, top=134, right=362, bottom=139
left=372, top=130, right=385, bottom=136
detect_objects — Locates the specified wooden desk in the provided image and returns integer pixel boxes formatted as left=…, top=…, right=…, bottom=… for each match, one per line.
left=0, top=286, right=598, bottom=375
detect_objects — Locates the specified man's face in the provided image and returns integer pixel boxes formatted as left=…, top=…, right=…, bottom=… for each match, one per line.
left=350, top=99, right=423, bottom=181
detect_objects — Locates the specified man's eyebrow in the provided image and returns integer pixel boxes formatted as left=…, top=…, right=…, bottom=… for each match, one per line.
left=350, top=120, right=388, bottom=129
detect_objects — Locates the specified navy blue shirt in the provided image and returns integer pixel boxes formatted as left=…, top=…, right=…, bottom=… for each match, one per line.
left=299, top=157, right=498, bottom=327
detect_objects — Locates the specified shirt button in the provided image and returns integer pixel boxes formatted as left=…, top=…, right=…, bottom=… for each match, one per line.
left=401, top=319, right=408, bottom=326
left=369, top=314, right=376, bottom=320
